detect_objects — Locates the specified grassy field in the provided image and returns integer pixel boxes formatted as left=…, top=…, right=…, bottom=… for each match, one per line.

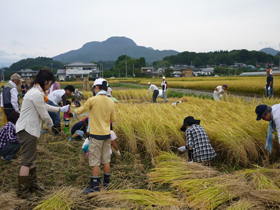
left=1, top=78, right=280, bottom=209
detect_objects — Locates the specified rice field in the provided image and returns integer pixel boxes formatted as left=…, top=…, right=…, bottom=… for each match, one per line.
left=1, top=77, right=280, bottom=209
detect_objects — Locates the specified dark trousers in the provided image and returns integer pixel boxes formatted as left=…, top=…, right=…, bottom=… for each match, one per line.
left=153, top=90, right=159, bottom=103
left=0, top=142, right=21, bottom=161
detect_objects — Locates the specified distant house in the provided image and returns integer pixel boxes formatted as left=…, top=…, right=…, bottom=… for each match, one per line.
left=201, top=68, right=214, bottom=75
left=65, top=62, right=99, bottom=79
left=247, top=65, right=256, bottom=70
left=240, top=70, right=280, bottom=76
left=141, top=67, right=155, bottom=73
left=182, top=67, right=193, bottom=77
left=17, top=69, right=38, bottom=79
left=57, top=69, right=66, bottom=81
left=141, top=67, right=160, bottom=77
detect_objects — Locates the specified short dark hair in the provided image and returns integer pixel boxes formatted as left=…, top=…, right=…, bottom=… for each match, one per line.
left=71, top=98, right=75, bottom=102
left=28, top=69, right=55, bottom=91
left=7, top=111, right=20, bottom=124
left=65, top=85, right=75, bottom=92
left=66, top=100, right=71, bottom=105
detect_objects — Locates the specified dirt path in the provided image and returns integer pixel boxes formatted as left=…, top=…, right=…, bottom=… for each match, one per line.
left=120, top=83, right=262, bottom=101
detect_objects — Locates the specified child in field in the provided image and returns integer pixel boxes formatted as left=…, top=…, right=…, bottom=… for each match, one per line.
left=69, top=117, right=89, bottom=141
left=71, top=98, right=81, bottom=107
left=75, top=89, right=83, bottom=100
left=63, top=100, right=72, bottom=135
left=0, top=111, right=21, bottom=161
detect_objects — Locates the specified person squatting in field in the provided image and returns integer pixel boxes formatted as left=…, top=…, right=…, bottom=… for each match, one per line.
left=73, top=78, right=116, bottom=193
left=213, top=84, right=228, bottom=101
left=15, top=69, right=70, bottom=200
left=0, top=111, right=21, bottom=161
left=47, top=85, right=75, bottom=134
left=255, top=104, right=280, bottom=154
left=178, top=116, right=216, bottom=165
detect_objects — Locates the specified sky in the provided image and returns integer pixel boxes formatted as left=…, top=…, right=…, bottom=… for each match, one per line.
left=0, top=0, right=280, bottom=67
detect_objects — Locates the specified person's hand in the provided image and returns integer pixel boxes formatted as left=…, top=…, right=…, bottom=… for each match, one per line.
left=268, top=87, right=271, bottom=91
left=73, top=110, right=79, bottom=119
left=147, top=94, right=148, bottom=96
left=178, top=146, right=186, bottom=152
left=47, top=122, right=53, bottom=127
left=60, top=105, right=69, bottom=112
left=116, top=150, right=121, bottom=156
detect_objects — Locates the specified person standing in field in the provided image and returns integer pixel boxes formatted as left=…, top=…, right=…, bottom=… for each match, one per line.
left=178, top=116, right=216, bottom=165
left=147, top=82, right=159, bottom=103
left=161, top=77, right=168, bottom=102
left=255, top=104, right=280, bottom=154
left=73, top=78, right=116, bottom=193
left=48, top=81, right=60, bottom=95
left=265, top=69, right=273, bottom=99
left=21, top=81, right=28, bottom=98
left=1, top=73, right=23, bottom=118
left=107, top=83, right=112, bottom=97
left=16, top=69, right=69, bottom=200
left=213, top=84, right=228, bottom=101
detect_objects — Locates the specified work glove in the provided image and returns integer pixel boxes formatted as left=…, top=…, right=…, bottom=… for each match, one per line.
left=268, top=87, right=271, bottom=91
left=178, top=146, right=186, bottom=152
left=60, top=105, right=69, bottom=112
left=73, top=110, right=79, bottom=119
left=116, top=150, right=121, bottom=156
left=47, top=122, right=53, bottom=127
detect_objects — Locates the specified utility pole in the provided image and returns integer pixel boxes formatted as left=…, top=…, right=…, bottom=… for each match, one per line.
left=125, top=60, right=127, bottom=78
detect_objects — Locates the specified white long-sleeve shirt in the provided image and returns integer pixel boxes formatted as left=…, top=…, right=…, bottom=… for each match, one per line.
left=148, top=84, right=158, bottom=93
left=16, top=85, right=59, bottom=138
left=272, top=104, right=280, bottom=144
left=0, top=80, right=19, bottom=111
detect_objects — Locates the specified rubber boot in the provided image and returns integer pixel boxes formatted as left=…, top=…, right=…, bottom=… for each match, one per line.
left=64, top=126, right=71, bottom=135
left=17, top=176, right=37, bottom=200
left=29, top=167, right=44, bottom=192
left=83, top=176, right=100, bottom=194
left=52, top=124, right=61, bottom=135
left=103, top=173, right=111, bottom=189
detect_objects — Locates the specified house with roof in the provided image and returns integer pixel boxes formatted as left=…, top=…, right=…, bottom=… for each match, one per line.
left=57, top=69, right=66, bottom=81
left=65, top=62, right=99, bottom=79
left=201, top=68, right=214, bottom=75
left=17, top=69, right=38, bottom=79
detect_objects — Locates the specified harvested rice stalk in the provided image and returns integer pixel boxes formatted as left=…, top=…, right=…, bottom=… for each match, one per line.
left=225, top=199, right=258, bottom=210
left=88, top=189, right=183, bottom=208
left=33, top=187, right=81, bottom=210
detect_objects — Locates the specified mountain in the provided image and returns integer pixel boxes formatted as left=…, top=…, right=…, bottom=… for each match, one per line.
left=259, top=47, right=280, bottom=56
left=52, top=36, right=179, bottom=63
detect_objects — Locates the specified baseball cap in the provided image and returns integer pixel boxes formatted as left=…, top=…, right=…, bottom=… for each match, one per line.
left=162, top=77, right=165, bottom=80
left=148, top=82, right=151, bottom=85
left=255, top=105, right=267, bottom=120
left=10, top=73, right=23, bottom=81
left=93, top=78, right=107, bottom=86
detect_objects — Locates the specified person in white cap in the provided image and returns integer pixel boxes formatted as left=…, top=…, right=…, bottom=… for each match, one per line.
left=161, top=77, right=168, bottom=102
left=1, top=73, right=23, bottom=118
left=73, top=78, right=116, bottom=193
left=147, top=82, right=159, bottom=103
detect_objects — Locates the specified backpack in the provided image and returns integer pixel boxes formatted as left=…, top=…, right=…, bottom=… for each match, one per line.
left=166, top=82, right=169, bottom=88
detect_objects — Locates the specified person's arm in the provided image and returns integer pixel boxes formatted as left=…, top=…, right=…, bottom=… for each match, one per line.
left=111, top=140, right=119, bottom=151
left=110, top=104, right=116, bottom=123
left=61, top=94, right=67, bottom=106
left=10, top=88, right=19, bottom=111
left=75, top=98, right=92, bottom=115
left=45, top=104, right=60, bottom=112
left=274, top=118, right=280, bottom=145
left=147, top=86, right=152, bottom=94
left=33, top=94, right=54, bottom=125
left=186, top=129, right=193, bottom=150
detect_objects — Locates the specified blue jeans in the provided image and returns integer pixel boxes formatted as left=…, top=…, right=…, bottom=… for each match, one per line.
left=0, top=142, right=21, bottom=161
left=265, top=87, right=273, bottom=99
left=47, top=100, right=61, bottom=124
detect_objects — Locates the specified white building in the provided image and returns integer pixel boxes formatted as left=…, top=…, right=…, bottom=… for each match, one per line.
left=65, top=62, right=100, bottom=79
